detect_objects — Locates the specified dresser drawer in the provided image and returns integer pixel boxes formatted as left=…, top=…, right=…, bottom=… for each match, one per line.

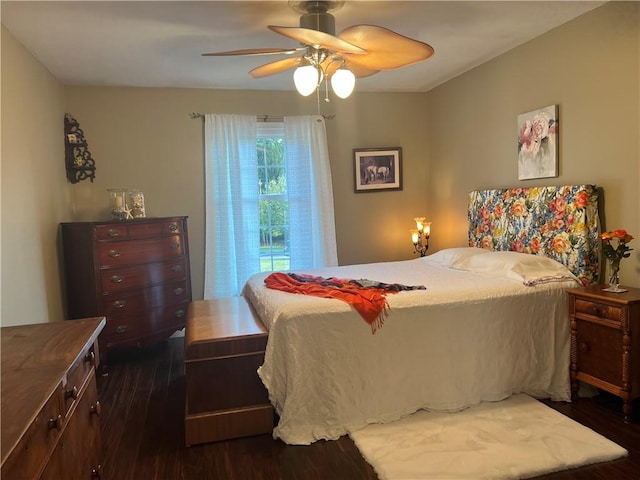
left=101, top=280, right=190, bottom=315
left=95, top=224, right=129, bottom=240
left=99, top=259, right=187, bottom=293
left=97, top=235, right=184, bottom=267
left=575, top=319, right=623, bottom=386
left=95, top=219, right=184, bottom=240
left=574, top=299, right=624, bottom=323
left=40, top=373, right=102, bottom=480
left=102, top=303, right=189, bottom=346
left=1, top=386, right=63, bottom=480
left=62, top=345, right=97, bottom=417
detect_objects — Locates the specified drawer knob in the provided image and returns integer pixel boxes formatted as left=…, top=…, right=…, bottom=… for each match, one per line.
left=65, top=386, right=79, bottom=400
left=110, top=275, right=124, bottom=283
left=48, top=414, right=63, bottom=430
left=108, top=249, right=121, bottom=258
left=107, top=229, right=120, bottom=237
left=171, top=265, right=183, bottom=272
left=173, top=287, right=184, bottom=296
left=90, top=401, right=102, bottom=417
left=590, top=305, right=603, bottom=316
left=112, top=299, right=126, bottom=308
left=175, top=309, right=185, bottom=318
left=91, top=464, right=103, bottom=479
left=168, top=224, right=178, bottom=232
left=84, top=351, right=96, bottom=366
left=115, top=325, right=128, bottom=334
left=170, top=242, right=180, bottom=250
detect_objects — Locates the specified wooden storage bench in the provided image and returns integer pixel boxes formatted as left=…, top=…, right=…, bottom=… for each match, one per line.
left=184, top=297, right=273, bottom=446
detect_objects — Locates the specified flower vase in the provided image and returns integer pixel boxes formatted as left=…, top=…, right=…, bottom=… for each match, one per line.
left=603, top=260, right=627, bottom=293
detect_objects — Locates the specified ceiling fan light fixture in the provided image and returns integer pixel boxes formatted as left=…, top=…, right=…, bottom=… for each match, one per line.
left=293, top=64, right=320, bottom=96
left=204, top=1, right=434, bottom=101
left=330, top=67, right=355, bottom=98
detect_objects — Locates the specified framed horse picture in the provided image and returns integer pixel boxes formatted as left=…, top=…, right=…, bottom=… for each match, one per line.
left=353, top=147, right=403, bottom=192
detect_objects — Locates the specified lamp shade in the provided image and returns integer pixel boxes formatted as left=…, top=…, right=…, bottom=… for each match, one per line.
left=293, top=65, right=319, bottom=96
left=330, top=68, right=355, bottom=99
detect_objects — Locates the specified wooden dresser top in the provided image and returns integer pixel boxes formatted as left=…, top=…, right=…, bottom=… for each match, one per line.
left=1, top=317, right=105, bottom=464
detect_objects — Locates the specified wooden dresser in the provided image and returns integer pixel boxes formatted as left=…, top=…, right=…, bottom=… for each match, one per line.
left=61, top=216, right=192, bottom=363
left=567, top=284, right=640, bottom=422
left=1, top=318, right=106, bottom=479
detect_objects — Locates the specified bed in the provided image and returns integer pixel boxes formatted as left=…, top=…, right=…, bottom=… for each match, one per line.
left=241, top=185, right=600, bottom=445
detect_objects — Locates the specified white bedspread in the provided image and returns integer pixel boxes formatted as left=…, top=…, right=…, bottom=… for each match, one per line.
left=242, top=256, right=576, bottom=445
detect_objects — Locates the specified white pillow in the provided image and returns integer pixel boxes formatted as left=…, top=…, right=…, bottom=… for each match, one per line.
left=424, top=247, right=490, bottom=267
left=454, top=250, right=579, bottom=286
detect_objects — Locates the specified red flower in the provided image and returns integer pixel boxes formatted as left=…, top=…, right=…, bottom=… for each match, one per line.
left=530, top=238, right=541, bottom=253
left=574, top=191, right=589, bottom=209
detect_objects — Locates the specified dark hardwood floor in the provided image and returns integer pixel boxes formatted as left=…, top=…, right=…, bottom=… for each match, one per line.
left=97, top=338, right=640, bottom=480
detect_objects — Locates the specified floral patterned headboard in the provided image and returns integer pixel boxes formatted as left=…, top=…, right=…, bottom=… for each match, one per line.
left=468, top=185, right=600, bottom=285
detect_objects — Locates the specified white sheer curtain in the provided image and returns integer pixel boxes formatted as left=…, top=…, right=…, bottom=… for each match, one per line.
left=285, top=115, right=338, bottom=269
left=203, top=114, right=259, bottom=298
left=203, top=113, right=337, bottom=299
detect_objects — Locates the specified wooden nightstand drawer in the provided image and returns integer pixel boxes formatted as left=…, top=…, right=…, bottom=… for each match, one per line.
left=575, top=320, right=623, bottom=386
left=574, top=299, right=624, bottom=323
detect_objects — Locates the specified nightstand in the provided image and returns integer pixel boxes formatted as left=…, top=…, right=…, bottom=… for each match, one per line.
left=567, top=285, right=640, bottom=422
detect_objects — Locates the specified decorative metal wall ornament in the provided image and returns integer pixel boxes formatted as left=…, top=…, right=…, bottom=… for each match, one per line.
left=64, top=113, right=96, bottom=183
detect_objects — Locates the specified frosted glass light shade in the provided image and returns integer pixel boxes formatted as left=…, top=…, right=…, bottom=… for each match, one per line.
left=294, top=65, right=319, bottom=96
left=330, top=68, right=355, bottom=98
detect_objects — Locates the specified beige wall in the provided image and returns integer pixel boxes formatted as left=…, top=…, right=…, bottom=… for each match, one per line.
left=1, top=1, right=638, bottom=327
left=1, top=26, right=70, bottom=326
left=426, top=1, right=639, bottom=287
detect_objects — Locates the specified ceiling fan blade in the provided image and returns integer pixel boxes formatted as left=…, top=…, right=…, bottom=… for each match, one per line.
left=250, top=56, right=303, bottom=78
left=344, top=62, right=379, bottom=79
left=339, top=25, right=434, bottom=70
left=268, top=25, right=366, bottom=54
left=202, top=47, right=302, bottom=57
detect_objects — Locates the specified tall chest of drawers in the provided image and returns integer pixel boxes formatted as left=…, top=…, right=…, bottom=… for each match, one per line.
left=61, top=217, right=192, bottom=362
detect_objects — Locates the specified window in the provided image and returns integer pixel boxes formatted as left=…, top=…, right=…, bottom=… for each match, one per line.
left=257, top=123, right=290, bottom=272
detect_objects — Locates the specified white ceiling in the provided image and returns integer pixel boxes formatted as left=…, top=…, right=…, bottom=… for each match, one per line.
left=1, top=1, right=606, bottom=93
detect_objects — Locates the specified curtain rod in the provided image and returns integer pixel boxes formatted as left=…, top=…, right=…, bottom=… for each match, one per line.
left=189, top=113, right=334, bottom=121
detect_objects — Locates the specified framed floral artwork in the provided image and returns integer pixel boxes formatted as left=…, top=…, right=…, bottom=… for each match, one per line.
left=353, top=147, right=402, bottom=192
left=517, top=105, right=558, bottom=180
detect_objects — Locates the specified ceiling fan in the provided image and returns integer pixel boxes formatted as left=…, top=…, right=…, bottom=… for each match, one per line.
left=202, top=0, right=434, bottom=99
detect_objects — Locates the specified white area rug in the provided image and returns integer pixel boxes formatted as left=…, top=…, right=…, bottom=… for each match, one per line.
left=349, top=394, right=627, bottom=480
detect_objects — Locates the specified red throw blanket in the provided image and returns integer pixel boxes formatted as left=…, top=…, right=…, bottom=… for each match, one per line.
left=264, top=272, right=425, bottom=333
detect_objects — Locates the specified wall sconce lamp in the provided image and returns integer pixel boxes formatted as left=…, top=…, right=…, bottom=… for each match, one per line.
left=411, top=217, right=431, bottom=257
